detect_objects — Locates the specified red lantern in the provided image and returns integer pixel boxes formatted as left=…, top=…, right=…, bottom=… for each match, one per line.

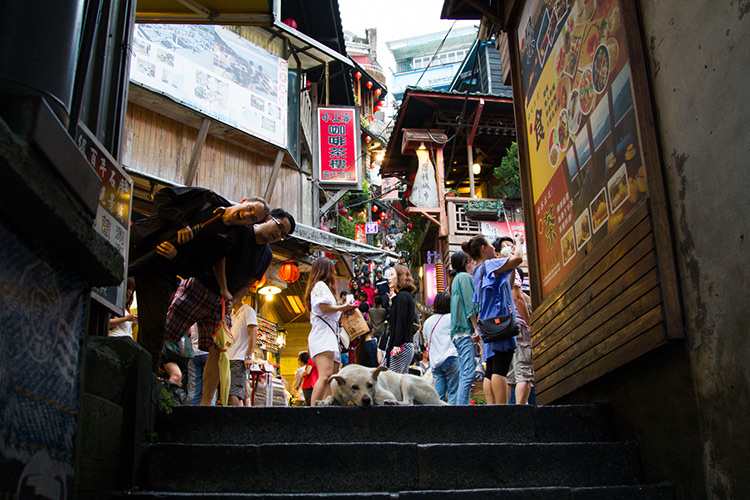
left=366, top=81, right=373, bottom=89
left=283, top=18, right=297, bottom=29
left=339, top=208, right=348, bottom=216
left=355, top=71, right=362, bottom=80
left=365, top=136, right=371, bottom=142
left=372, top=205, right=378, bottom=212
left=375, top=88, right=382, bottom=96
left=370, top=162, right=376, bottom=169
left=347, top=216, right=353, bottom=222
left=388, top=213, right=393, bottom=218
left=378, top=100, right=385, bottom=107
left=368, top=116, right=375, bottom=122
left=407, top=223, right=413, bottom=230
left=278, top=263, right=300, bottom=283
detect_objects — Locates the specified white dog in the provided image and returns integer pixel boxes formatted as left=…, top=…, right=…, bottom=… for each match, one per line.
left=316, top=364, right=447, bottom=407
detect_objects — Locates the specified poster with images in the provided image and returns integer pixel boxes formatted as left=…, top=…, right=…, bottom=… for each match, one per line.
left=130, top=24, right=287, bottom=148
left=517, top=0, right=650, bottom=297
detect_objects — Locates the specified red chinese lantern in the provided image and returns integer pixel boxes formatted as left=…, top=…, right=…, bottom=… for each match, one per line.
left=365, top=136, right=371, bottom=142
left=278, top=263, right=300, bottom=283
left=283, top=18, right=297, bottom=29
left=366, top=81, right=373, bottom=89
left=355, top=71, right=362, bottom=80
left=370, top=162, right=376, bottom=169
left=347, top=216, right=353, bottom=222
left=368, top=116, right=375, bottom=122
left=375, top=88, right=382, bottom=96
left=388, top=213, right=393, bottom=218
left=339, top=207, right=348, bottom=216
left=378, top=100, right=385, bottom=107
left=407, top=223, right=413, bottom=230
left=372, top=205, right=378, bottom=212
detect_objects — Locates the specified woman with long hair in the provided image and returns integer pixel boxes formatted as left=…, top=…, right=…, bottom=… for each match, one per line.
left=304, top=257, right=356, bottom=404
left=461, top=233, right=524, bottom=404
left=386, top=264, right=417, bottom=373
left=424, top=291, right=459, bottom=403
left=449, top=251, right=480, bottom=405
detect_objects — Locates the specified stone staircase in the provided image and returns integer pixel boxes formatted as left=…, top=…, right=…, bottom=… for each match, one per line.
left=119, top=404, right=674, bottom=499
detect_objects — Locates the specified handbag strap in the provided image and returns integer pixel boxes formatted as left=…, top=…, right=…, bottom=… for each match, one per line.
left=428, top=314, right=444, bottom=350
left=484, top=265, right=516, bottom=317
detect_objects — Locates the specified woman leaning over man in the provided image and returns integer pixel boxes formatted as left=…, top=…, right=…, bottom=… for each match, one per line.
left=462, top=232, right=524, bottom=404
left=304, top=257, right=356, bottom=405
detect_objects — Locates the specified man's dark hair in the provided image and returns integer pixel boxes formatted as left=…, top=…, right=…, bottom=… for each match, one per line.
left=271, top=208, right=296, bottom=236
left=374, top=295, right=382, bottom=306
left=492, top=236, right=514, bottom=252
left=298, top=352, right=310, bottom=364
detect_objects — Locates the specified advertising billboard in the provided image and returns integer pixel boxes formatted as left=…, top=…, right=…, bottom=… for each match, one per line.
left=130, top=24, right=288, bottom=148
left=517, top=0, right=649, bottom=297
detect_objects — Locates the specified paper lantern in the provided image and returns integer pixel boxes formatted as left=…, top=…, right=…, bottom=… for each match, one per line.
left=347, top=216, right=353, bottom=222
left=365, top=136, right=371, bottom=142
left=407, top=223, right=413, bottom=230
left=355, top=71, right=362, bottom=79
left=283, top=18, right=297, bottom=29
left=375, top=88, right=382, bottom=96
left=339, top=208, right=348, bottom=215
left=372, top=205, right=378, bottom=212
left=278, top=263, right=300, bottom=283
left=366, top=81, right=373, bottom=89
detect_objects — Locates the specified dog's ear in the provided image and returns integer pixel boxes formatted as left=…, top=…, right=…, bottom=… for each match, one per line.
left=329, top=374, right=345, bottom=386
left=371, top=366, right=388, bottom=380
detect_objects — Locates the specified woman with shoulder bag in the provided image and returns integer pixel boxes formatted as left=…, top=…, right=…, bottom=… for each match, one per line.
left=386, top=264, right=417, bottom=373
left=462, top=232, right=524, bottom=404
left=304, top=257, right=356, bottom=405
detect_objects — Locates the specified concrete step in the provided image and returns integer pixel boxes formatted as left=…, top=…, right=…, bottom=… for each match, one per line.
left=118, top=483, right=674, bottom=499
left=141, top=441, right=641, bottom=493
left=156, top=405, right=614, bottom=445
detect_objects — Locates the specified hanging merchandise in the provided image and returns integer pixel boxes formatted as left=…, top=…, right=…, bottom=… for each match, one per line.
left=410, top=149, right=439, bottom=208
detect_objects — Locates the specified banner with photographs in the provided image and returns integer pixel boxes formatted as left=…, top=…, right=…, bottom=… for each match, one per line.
left=517, top=0, right=649, bottom=297
left=130, top=24, right=288, bottom=148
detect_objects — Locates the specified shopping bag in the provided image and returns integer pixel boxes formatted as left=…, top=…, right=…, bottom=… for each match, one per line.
left=340, top=308, right=369, bottom=339
left=212, top=298, right=234, bottom=406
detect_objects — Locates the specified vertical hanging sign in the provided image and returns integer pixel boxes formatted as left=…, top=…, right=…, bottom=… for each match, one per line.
left=317, top=106, right=361, bottom=187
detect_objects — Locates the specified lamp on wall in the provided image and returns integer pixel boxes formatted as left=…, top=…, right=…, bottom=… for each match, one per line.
left=472, top=153, right=485, bottom=175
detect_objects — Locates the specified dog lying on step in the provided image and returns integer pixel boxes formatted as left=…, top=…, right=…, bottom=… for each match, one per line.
left=315, top=364, right=447, bottom=407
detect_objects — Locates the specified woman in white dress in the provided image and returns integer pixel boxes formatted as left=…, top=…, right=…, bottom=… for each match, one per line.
left=304, top=257, right=356, bottom=404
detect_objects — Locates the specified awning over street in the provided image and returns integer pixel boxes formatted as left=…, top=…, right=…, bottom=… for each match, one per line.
left=290, top=224, right=397, bottom=264
left=135, top=0, right=278, bottom=25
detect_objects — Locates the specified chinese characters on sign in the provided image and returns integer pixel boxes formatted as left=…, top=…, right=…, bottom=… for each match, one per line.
left=77, top=124, right=133, bottom=315
left=317, top=107, right=360, bottom=186
left=355, top=223, right=366, bottom=243
left=365, top=222, right=378, bottom=234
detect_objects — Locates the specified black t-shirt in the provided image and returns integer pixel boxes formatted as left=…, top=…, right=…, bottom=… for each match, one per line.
left=197, top=225, right=272, bottom=295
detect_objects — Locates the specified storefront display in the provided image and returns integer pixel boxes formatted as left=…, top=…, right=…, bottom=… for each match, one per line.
left=257, top=317, right=280, bottom=353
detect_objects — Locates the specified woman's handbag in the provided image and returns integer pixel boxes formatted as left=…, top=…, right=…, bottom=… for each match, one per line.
left=477, top=280, right=519, bottom=343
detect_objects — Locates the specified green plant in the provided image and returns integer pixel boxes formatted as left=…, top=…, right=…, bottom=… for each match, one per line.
left=158, top=386, right=177, bottom=415
left=336, top=216, right=356, bottom=240
left=395, top=215, right=427, bottom=258
left=471, top=390, right=487, bottom=405
left=493, top=142, right=522, bottom=199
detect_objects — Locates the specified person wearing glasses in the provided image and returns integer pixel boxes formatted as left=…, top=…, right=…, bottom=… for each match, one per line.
left=129, top=185, right=270, bottom=373
left=161, top=208, right=295, bottom=405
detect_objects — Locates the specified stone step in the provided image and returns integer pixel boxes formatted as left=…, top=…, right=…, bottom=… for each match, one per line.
left=141, top=441, right=641, bottom=493
left=118, top=483, right=674, bottom=500
left=156, top=405, right=613, bottom=445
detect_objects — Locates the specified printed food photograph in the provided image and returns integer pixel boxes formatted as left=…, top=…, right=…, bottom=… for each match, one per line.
left=589, top=187, right=610, bottom=232
left=593, top=44, right=610, bottom=93
left=561, top=227, right=577, bottom=266
left=579, top=67, right=595, bottom=115
left=567, top=88, right=582, bottom=133
left=575, top=210, right=592, bottom=250
left=549, top=127, right=561, bottom=167
left=558, top=108, right=570, bottom=151
left=607, top=163, right=630, bottom=213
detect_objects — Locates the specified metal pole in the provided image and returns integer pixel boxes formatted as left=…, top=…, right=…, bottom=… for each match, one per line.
left=467, top=144, right=475, bottom=198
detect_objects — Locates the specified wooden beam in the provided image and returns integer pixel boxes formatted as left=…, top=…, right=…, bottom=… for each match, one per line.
left=318, top=188, right=349, bottom=219
left=263, top=150, right=285, bottom=201
left=184, top=118, right=211, bottom=186
left=408, top=207, right=441, bottom=228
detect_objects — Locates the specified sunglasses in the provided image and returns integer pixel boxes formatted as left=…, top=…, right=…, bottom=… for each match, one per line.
left=270, top=215, right=288, bottom=241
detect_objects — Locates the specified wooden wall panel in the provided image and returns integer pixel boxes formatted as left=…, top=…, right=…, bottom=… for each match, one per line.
left=531, top=202, right=669, bottom=403
left=123, top=102, right=303, bottom=220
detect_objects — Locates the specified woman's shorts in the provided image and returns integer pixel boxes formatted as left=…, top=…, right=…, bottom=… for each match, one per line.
left=484, top=350, right=513, bottom=380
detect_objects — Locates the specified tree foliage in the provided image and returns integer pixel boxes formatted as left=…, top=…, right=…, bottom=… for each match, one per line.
left=493, top=142, right=522, bottom=199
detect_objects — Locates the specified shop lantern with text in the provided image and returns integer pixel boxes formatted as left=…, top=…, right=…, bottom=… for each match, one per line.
left=316, top=106, right=361, bottom=188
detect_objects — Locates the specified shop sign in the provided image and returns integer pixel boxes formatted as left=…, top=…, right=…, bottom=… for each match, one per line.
left=316, top=106, right=361, bottom=186
left=130, top=24, right=288, bottom=148
left=365, top=222, right=378, bottom=234
left=77, top=123, right=133, bottom=315
left=424, top=264, right=437, bottom=306
left=517, top=0, right=649, bottom=297
left=355, top=223, right=366, bottom=243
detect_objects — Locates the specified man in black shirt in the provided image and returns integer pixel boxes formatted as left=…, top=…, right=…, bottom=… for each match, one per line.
left=162, top=208, right=295, bottom=405
left=373, top=268, right=390, bottom=310
left=130, top=186, right=269, bottom=372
